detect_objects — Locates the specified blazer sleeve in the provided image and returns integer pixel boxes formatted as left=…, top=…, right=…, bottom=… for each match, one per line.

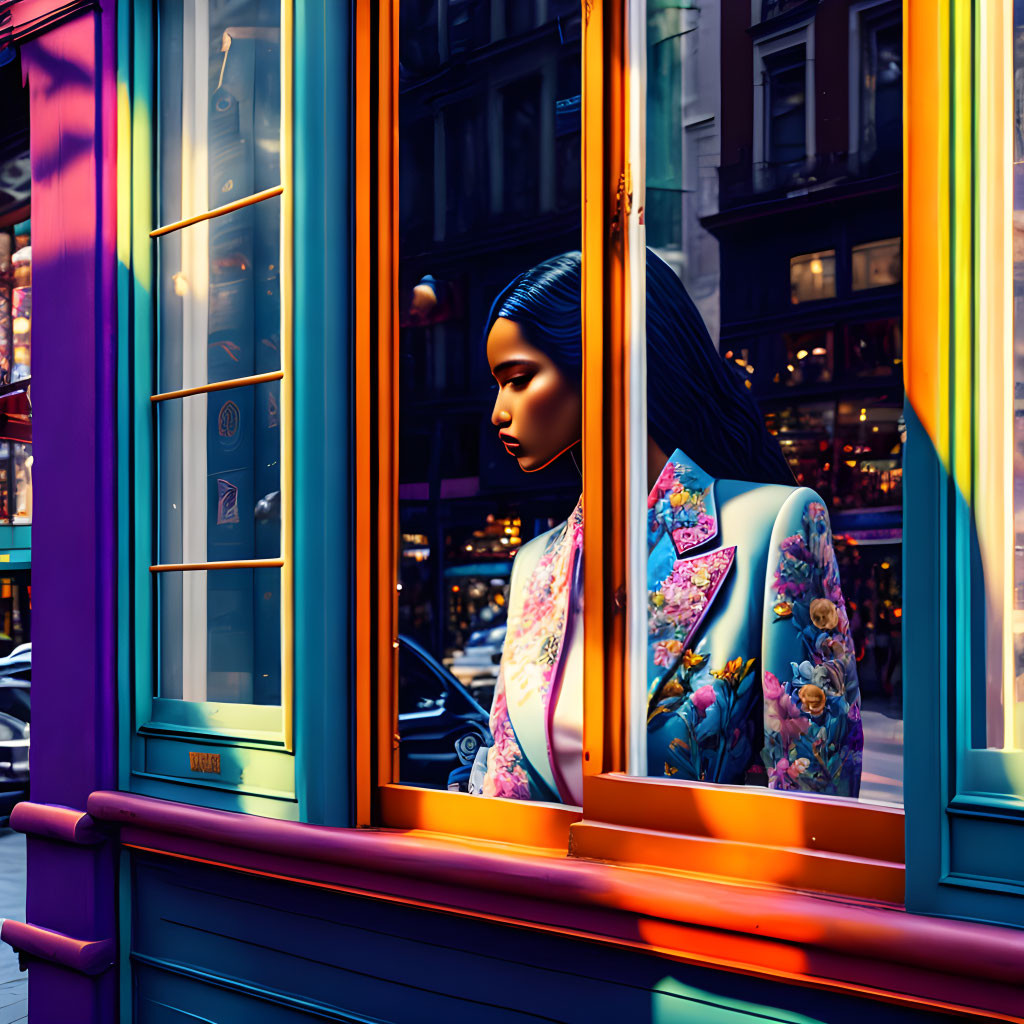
left=760, top=488, right=863, bottom=797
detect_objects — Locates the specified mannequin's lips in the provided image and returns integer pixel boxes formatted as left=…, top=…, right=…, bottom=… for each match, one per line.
left=499, top=431, right=522, bottom=454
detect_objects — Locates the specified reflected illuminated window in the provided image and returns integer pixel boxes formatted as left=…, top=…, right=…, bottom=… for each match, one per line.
left=852, top=237, right=901, bottom=291
left=790, top=249, right=836, bottom=304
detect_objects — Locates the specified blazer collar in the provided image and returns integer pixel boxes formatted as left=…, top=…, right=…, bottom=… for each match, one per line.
left=647, top=449, right=719, bottom=557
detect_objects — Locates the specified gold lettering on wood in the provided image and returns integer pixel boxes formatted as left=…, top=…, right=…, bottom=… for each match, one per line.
left=189, top=751, right=221, bottom=774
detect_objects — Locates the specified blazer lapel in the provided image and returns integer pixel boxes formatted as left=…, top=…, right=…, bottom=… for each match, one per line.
left=647, top=452, right=735, bottom=688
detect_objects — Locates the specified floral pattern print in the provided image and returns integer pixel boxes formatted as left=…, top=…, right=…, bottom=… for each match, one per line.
left=648, top=547, right=736, bottom=678
left=480, top=501, right=583, bottom=801
left=481, top=684, right=532, bottom=799
left=763, top=501, right=862, bottom=796
left=479, top=450, right=863, bottom=803
left=648, top=648, right=761, bottom=784
left=648, top=460, right=718, bottom=555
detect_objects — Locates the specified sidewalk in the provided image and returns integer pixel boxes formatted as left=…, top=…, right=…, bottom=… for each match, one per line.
left=0, top=830, right=26, bottom=1024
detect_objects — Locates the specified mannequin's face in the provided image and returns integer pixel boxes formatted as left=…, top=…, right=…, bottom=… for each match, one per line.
left=487, top=317, right=581, bottom=473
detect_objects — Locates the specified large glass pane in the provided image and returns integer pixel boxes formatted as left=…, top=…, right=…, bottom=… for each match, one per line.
left=158, top=194, right=281, bottom=393
left=157, top=386, right=280, bottom=565
left=640, top=0, right=903, bottom=802
left=396, top=1, right=582, bottom=797
left=158, top=0, right=281, bottom=227
left=158, top=566, right=280, bottom=704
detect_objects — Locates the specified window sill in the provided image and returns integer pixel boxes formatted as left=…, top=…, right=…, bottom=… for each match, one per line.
left=86, top=790, right=1023, bottom=1021
left=579, top=772, right=904, bottom=902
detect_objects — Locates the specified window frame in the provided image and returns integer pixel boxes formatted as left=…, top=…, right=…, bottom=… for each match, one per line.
left=752, top=19, right=815, bottom=193
left=119, top=0, right=297, bottom=811
left=359, top=0, right=904, bottom=903
left=904, top=0, right=1024, bottom=929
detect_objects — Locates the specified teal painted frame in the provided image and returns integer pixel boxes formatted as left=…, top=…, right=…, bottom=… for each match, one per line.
left=117, top=0, right=300, bottom=817
left=904, top=0, right=1024, bottom=930
left=291, top=0, right=354, bottom=827
left=117, top=0, right=355, bottom=825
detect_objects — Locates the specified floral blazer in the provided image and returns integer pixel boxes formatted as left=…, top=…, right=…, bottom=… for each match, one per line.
left=478, top=450, right=863, bottom=802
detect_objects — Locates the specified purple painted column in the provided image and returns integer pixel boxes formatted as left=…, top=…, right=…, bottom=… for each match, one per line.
left=6, top=1, right=119, bottom=1021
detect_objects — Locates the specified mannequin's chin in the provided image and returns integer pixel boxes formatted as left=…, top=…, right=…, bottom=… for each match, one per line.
left=517, top=452, right=556, bottom=473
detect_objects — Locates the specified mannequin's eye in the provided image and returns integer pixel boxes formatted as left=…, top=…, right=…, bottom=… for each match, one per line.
left=507, top=374, right=530, bottom=389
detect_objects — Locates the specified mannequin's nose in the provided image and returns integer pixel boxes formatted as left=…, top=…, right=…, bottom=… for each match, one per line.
left=491, top=401, right=512, bottom=428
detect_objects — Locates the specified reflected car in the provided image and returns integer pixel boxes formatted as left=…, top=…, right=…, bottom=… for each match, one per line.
left=398, top=635, right=491, bottom=790
left=447, top=624, right=506, bottom=701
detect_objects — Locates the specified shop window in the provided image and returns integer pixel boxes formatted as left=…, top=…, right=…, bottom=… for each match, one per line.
left=394, top=1, right=581, bottom=803
left=124, top=0, right=292, bottom=802
left=765, top=403, right=837, bottom=506
left=360, top=0, right=908, bottom=889
left=852, top=237, right=901, bottom=291
left=790, top=249, right=836, bottom=304
left=623, top=0, right=904, bottom=820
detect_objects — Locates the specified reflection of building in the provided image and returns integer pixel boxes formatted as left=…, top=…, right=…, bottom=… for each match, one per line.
left=703, top=0, right=903, bottom=705
left=645, top=0, right=722, bottom=342
left=398, top=3, right=582, bottom=657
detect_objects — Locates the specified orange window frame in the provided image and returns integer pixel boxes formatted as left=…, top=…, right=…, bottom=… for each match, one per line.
left=353, top=0, right=906, bottom=903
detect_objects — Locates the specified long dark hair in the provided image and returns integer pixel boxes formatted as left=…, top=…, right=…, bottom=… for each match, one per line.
left=486, top=249, right=794, bottom=485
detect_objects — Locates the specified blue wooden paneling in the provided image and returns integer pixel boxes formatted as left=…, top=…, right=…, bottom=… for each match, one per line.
left=130, top=852, right=950, bottom=1024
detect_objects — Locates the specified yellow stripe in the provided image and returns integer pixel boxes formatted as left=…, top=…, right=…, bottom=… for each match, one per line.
left=280, top=0, right=295, bottom=752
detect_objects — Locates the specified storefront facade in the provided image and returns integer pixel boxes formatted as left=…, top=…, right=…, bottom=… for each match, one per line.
left=0, top=1, right=1021, bottom=1022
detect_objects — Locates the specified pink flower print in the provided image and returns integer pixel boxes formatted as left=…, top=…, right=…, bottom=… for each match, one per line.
left=654, top=638, right=684, bottom=668
left=482, top=687, right=532, bottom=800
left=672, top=526, right=700, bottom=550
left=697, top=513, right=716, bottom=533
left=787, top=756, right=811, bottom=780
left=692, top=685, right=716, bottom=716
left=764, top=689, right=810, bottom=746
left=763, top=670, right=784, bottom=701
left=768, top=758, right=795, bottom=790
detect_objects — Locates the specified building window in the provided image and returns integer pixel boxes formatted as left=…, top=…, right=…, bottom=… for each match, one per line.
left=764, top=46, right=807, bottom=171
left=858, top=6, right=902, bottom=166
left=761, top=0, right=813, bottom=20
left=790, top=249, right=836, bottom=303
left=852, top=237, right=901, bottom=290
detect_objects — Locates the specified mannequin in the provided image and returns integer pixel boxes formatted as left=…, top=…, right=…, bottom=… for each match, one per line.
left=474, top=250, right=863, bottom=803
